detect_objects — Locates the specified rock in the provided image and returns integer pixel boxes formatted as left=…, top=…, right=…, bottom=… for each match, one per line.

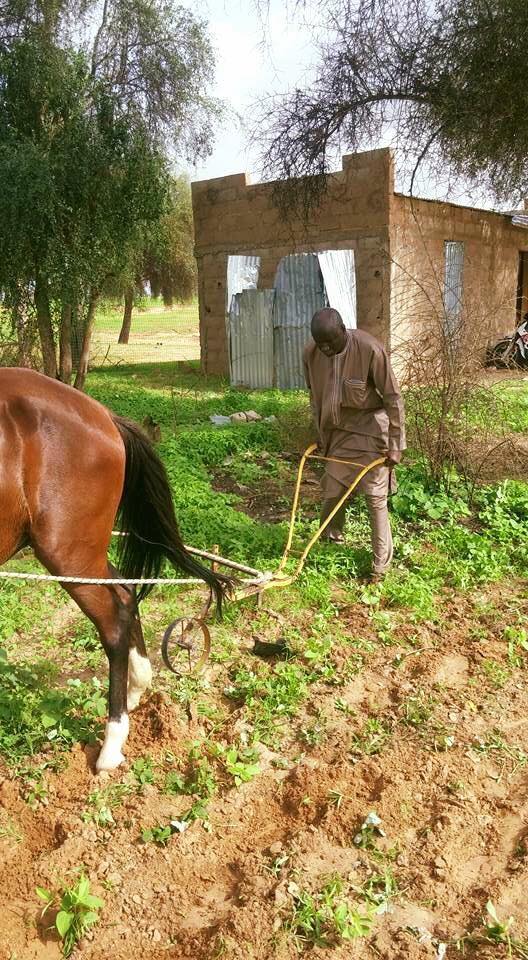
left=244, top=410, right=262, bottom=421
left=152, top=929, right=162, bottom=943
left=132, top=894, right=142, bottom=904
left=107, top=872, right=123, bottom=887
left=269, top=841, right=283, bottom=855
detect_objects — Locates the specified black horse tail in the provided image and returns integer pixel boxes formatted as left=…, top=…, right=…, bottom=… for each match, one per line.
left=112, top=415, right=230, bottom=611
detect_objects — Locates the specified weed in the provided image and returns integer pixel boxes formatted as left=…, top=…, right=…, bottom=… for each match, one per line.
left=131, top=756, right=156, bottom=788
left=141, top=824, right=173, bottom=846
left=506, top=625, right=528, bottom=668
left=481, top=659, right=510, bottom=689
left=37, top=875, right=103, bottom=957
left=400, top=692, right=436, bottom=729
left=225, top=662, right=310, bottom=745
left=164, top=743, right=217, bottom=799
left=82, top=783, right=131, bottom=827
left=350, top=718, right=392, bottom=758
left=0, top=813, right=22, bottom=843
left=214, top=744, right=261, bottom=787
left=285, top=874, right=379, bottom=949
left=473, top=731, right=528, bottom=771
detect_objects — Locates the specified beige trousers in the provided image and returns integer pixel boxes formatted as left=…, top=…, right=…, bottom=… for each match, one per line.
left=321, top=452, right=394, bottom=574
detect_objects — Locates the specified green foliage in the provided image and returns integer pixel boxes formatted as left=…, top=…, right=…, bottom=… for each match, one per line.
left=143, top=175, right=197, bottom=304
left=0, top=648, right=105, bottom=762
left=131, top=756, right=156, bottom=788
left=262, top=0, right=528, bottom=207
left=37, top=875, right=103, bottom=958
left=225, top=662, right=310, bottom=745
left=286, top=874, right=382, bottom=949
left=164, top=743, right=217, bottom=800
left=216, top=744, right=260, bottom=787
left=141, top=824, right=173, bottom=846
left=82, top=783, right=132, bottom=827
left=0, top=0, right=219, bottom=378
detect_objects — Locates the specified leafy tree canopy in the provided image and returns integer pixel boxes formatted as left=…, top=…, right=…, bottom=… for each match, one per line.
left=261, top=0, right=528, bottom=211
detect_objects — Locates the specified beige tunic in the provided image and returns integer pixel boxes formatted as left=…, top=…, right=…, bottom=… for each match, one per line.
left=303, top=330, right=406, bottom=496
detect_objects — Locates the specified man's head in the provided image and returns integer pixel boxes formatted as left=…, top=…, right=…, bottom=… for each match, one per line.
left=311, top=308, right=347, bottom=357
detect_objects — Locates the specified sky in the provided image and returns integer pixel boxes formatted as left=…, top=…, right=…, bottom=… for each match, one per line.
left=182, top=1, right=502, bottom=210
left=184, top=0, right=317, bottom=184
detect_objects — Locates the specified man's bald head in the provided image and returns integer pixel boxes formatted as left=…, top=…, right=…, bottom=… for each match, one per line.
left=311, top=308, right=347, bottom=357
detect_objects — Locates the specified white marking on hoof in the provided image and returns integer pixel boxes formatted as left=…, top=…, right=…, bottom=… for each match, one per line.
left=127, top=648, right=152, bottom=711
left=96, top=714, right=129, bottom=772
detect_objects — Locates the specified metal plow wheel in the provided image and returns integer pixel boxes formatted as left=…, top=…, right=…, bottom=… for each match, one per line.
left=161, top=617, right=212, bottom=676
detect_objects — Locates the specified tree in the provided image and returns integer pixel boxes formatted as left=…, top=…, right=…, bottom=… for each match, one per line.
left=115, top=175, right=197, bottom=345
left=0, top=0, right=219, bottom=385
left=144, top=176, right=197, bottom=306
left=261, top=0, right=528, bottom=212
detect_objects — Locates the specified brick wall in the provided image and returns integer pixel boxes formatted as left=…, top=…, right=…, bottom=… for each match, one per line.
left=390, top=193, right=528, bottom=366
left=192, top=148, right=528, bottom=378
left=192, top=149, right=393, bottom=375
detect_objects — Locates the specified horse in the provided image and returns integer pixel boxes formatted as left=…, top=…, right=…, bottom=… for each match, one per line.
left=0, top=367, right=229, bottom=771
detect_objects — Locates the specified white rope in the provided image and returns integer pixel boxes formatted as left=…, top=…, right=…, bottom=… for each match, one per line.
left=0, top=570, right=269, bottom=587
left=0, top=572, right=204, bottom=585
left=0, top=532, right=269, bottom=588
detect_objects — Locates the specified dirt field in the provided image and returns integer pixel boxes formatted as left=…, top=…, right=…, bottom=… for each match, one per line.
left=1, top=581, right=528, bottom=959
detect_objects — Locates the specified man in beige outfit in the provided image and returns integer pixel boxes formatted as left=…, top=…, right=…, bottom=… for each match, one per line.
left=303, top=308, right=405, bottom=581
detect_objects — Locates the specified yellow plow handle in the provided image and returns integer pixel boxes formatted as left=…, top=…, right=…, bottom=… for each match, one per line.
left=275, top=444, right=387, bottom=579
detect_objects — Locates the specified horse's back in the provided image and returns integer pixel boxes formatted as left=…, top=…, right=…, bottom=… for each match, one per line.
left=0, top=369, right=125, bottom=553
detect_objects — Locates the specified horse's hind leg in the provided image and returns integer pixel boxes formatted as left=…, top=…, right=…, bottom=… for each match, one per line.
left=59, top=573, right=138, bottom=770
left=105, top=565, right=152, bottom=713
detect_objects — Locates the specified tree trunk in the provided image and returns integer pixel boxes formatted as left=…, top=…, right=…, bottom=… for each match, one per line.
left=70, top=302, right=83, bottom=369
left=161, top=280, right=173, bottom=308
left=12, top=298, right=30, bottom=366
left=59, top=303, right=73, bottom=383
left=118, top=287, right=134, bottom=344
left=34, top=275, right=57, bottom=378
left=149, top=272, right=161, bottom=300
left=74, top=291, right=99, bottom=391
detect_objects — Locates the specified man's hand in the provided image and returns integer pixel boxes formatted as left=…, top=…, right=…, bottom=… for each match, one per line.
left=384, top=452, right=401, bottom=470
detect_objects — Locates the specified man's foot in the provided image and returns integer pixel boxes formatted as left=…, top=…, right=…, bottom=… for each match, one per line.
left=369, top=570, right=387, bottom=584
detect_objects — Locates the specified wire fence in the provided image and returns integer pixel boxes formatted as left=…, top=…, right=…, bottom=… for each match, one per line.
left=91, top=299, right=200, bottom=367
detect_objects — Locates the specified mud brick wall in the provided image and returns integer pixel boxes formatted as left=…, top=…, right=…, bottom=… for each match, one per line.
left=192, top=149, right=394, bottom=375
left=390, top=193, right=528, bottom=363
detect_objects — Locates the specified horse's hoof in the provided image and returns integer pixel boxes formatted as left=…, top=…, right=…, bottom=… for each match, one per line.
left=96, top=750, right=125, bottom=773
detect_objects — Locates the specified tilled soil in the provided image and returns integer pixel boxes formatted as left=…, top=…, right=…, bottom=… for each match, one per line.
left=1, top=583, right=528, bottom=960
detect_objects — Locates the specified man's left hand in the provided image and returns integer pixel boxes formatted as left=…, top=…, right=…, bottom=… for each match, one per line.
left=384, top=452, right=401, bottom=470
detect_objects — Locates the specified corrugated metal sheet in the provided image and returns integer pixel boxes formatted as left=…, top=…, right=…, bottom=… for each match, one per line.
left=318, top=249, right=357, bottom=328
left=444, top=240, right=464, bottom=335
left=273, top=254, right=326, bottom=389
left=229, top=288, right=274, bottom=388
left=511, top=214, right=528, bottom=229
left=226, top=255, right=260, bottom=313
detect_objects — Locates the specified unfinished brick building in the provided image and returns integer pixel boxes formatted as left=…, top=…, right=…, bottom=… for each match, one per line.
left=191, top=147, right=528, bottom=384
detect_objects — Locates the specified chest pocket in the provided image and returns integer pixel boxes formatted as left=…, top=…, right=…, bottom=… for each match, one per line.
left=342, top=378, right=368, bottom=409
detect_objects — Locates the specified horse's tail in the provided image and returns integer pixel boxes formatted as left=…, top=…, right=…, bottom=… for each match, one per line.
left=112, top=415, right=230, bottom=610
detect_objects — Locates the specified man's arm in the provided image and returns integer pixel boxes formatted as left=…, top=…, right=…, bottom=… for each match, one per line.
left=370, top=347, right=406, bottom=466
left=303, top=349, right=321, bottom=445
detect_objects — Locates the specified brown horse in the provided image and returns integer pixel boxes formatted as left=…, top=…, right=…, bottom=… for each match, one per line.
left=0, top=368, right=228, bottom=771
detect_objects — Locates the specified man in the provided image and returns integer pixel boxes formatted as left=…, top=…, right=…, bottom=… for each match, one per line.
left=303, top=308, right=405, bottom=581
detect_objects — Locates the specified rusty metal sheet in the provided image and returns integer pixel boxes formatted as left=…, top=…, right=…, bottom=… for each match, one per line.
left=273, top=254, right=326, bottom=389
left=229, top=288, right=274, bottom=388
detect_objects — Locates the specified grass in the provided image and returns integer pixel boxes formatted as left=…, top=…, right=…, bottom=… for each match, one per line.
left=0, top=368, right=526, bottom=781
left=91, top=298, right=200, bottom=366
